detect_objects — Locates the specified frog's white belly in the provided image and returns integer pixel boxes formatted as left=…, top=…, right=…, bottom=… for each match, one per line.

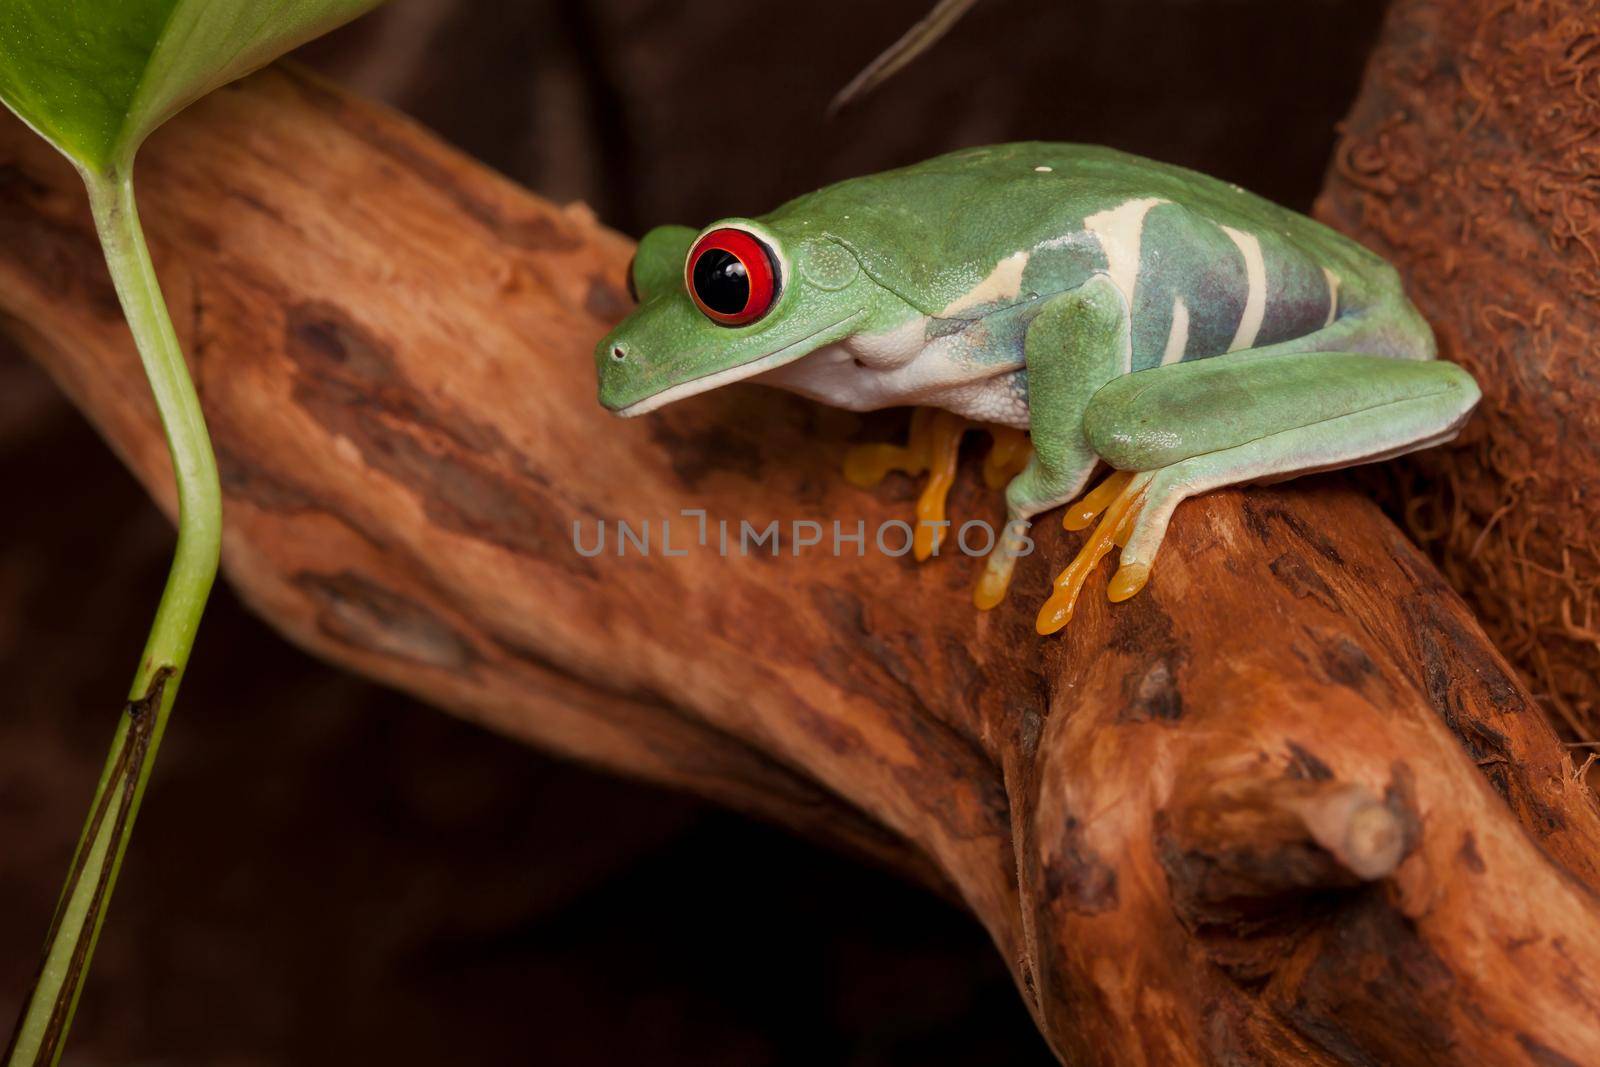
left=754, top=325, right=1031, bottom=428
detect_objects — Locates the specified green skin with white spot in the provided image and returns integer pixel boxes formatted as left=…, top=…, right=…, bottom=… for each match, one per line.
left=595, top=143, right=1480, bottom=600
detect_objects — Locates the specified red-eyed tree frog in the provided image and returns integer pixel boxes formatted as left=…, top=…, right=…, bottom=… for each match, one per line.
left=594, top=143, right=1480, bottom=634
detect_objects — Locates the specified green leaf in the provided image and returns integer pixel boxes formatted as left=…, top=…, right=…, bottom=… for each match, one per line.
left=0, top=3, right=382, bottom=1064
left=0, top=0, right=382, bottom=175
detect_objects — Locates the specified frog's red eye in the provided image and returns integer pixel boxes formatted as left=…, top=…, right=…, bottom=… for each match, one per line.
left=686, top=227, right=780, bottom=326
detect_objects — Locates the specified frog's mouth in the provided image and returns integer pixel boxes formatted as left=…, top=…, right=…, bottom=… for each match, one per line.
left=617, top=309, right=866, bottom=418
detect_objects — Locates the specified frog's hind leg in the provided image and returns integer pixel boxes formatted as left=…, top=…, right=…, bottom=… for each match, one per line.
left=1049, top=349, right=1479, bottom=632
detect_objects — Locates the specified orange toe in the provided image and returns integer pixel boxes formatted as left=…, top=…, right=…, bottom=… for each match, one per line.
left=981, top=426, right=1032, bottom=490
left=1107, top=562, right=1150, bottom=603
left=973, top=565, right=1011, bottom=611
left=912, top=410, right=967, bottom=560
left=1063, top=469, right=1135, bottom=531
left=843, top=407, right=939, bottom=488
left=843, top=442, right=914, bottom=489
left=1037, top=473, right=1147, bottom=635
left=844, top=408, right=974, bottom=560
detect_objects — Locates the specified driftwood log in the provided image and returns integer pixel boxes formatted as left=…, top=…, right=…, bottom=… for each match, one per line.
left=1318, top=0, right=1600, bottom=739
left=3, top=62, right=1600, bottom=1065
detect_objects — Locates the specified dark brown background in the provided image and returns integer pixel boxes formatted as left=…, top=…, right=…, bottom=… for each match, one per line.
left=1, top=1, right=1387, bottom=1062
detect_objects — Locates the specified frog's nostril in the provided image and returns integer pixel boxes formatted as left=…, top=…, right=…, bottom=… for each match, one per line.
left=611, top=345, right=627, bottom=362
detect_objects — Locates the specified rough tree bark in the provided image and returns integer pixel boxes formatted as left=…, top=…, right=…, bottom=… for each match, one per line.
left=1317, top=0, right=1600, bottom=740
left=2, top=64, right=1599, bottom=1065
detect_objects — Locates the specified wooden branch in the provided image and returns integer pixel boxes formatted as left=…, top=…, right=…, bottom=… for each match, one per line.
left=3, top=65, right=1600, bottom=1064
left=1315, top=0, right=1600, bottom=738
left=1161, top=775, right=1409, bottom=921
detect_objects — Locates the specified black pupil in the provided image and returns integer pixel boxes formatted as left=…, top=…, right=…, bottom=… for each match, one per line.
left=693, top=248, right=751, bottom=315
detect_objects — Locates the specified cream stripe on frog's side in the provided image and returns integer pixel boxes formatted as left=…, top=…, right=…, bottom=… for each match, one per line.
left=1160, top=298, right=1190, bottom=366
left=1120, top=201, right=1346, bottom=370
left=1322, top=267, right=1342, bottom=328
left=1083, top=197, right=1165, bottom=302
left=1082, top=197, right=1164, bottom=374
left=938, top=250, right=1032, bottom=318
left=1220, top=226, right=1267, bottom=352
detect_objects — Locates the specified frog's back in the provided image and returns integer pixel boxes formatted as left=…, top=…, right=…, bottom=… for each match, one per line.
left=763, top=143, right=1400, bottom=368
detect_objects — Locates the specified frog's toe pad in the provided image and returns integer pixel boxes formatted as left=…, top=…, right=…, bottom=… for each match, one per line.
left=974, top=566, right=1011, bottom=612
left=1036, top=470, right=1153, bottom=635
left=973, top=519, right=1031, bottom=610
left=1107, top=561, right=1150, bottom=603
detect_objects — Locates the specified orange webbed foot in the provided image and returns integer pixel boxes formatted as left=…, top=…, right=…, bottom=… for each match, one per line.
left=844, top=410, right=1029, bottom=562
left=1036, top=469, right=1154, bottom=635
left=843, top=407, right=937, bottom=489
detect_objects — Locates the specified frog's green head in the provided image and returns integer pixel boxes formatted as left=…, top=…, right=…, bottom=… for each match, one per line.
left=595, top=217, right=884, bottom=416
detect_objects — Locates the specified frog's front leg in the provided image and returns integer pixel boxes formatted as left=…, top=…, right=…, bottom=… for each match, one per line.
left=1033, top=349, right=1480, bottom=633
left=975, top=275, right=1129, bottom=609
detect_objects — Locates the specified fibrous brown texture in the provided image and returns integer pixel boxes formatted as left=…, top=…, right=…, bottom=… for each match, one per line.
left=4, top=65, right=1600, bottom=1064
left=1317, top=0, right=1600, bottom=739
